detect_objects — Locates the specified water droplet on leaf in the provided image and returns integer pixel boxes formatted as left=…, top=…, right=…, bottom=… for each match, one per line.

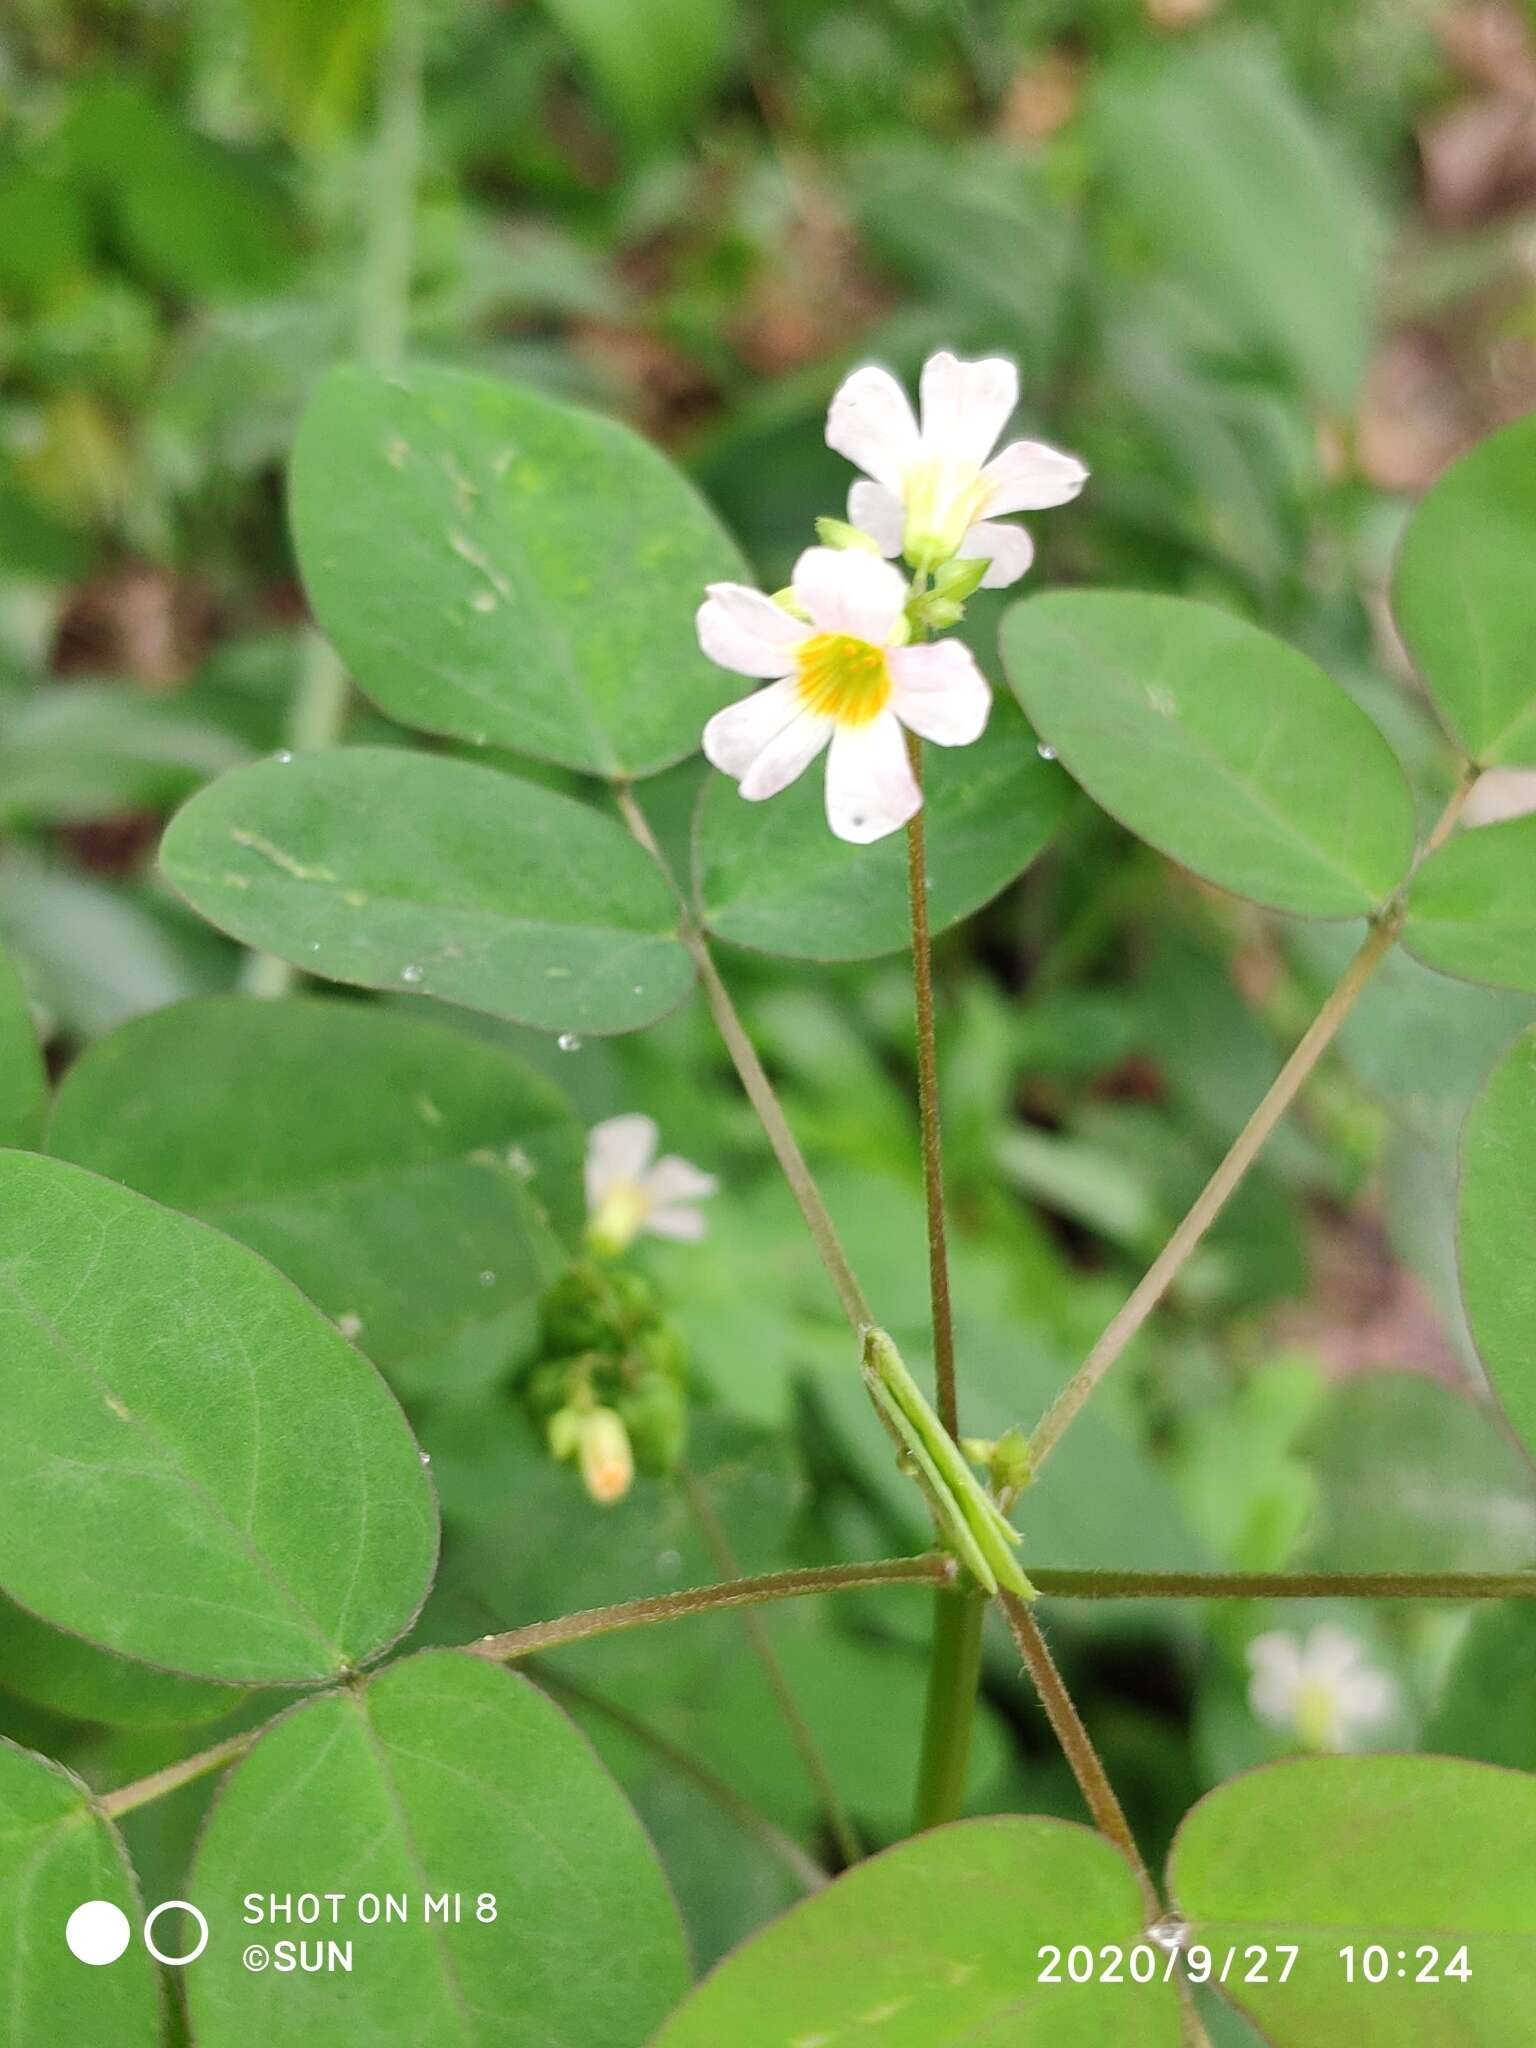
left=400, top=964, right=423, bottom=984
left=1036, top=742, right=1057, bottom=761
left=557, top=1032, right=582, bottom=1052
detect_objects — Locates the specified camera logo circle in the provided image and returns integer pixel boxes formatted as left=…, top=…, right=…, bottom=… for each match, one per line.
left=64, top=1900, right=131, bottom=1967
left=143, top=1901, right=209, bottom=1967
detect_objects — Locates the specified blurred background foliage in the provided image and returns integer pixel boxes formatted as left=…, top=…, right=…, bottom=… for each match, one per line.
left=4, top=0, right=1536, bottom=1973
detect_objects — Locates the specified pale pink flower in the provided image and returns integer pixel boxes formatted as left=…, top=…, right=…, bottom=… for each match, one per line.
left=585, top=1113, right=716, bottom=1255
left=698, top=545, right=990, bottom=843
left=1246, top=1626, right=1397, bottom=1752
left=827, top=349, right=1086, bottom=585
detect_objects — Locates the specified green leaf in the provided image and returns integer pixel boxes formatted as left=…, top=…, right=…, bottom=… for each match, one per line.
left=1299, top=1372, right=1536, bottom=1575
left=0, top=1595, right=241, bottom=1729
left=188, top=1651, right=690, bottom=2046
left=0, top=682, right=248, bottom=827
left=1459, top=1026, right=1536, bottom=1461
left=1170, top=1755, right=1536, bottom=2043
left=1425, top=1602, right=1536, bottom=1772
left=0, top=1741, right=160, bottom=2046
left=694, top=695, right=1070, bottom=960
left=241, top=0, right=386, bottom=145
left=1392, top=414, right=1536, bottom=766
left=0, top=941, right=44, bottom=1150
left=1000, top=592, right=1415, bottom=918
left=290, top=364, right=746, bottom=777
left=1402, top=814, right=1536, bottom=992
left=652, top=1816, right=1179, bottom=2044
left=160, top=748, right=694, bottom=1035
left=0, top=1151, right=438, bottom=1684
left=538, top=0, right=734, bottom=139
left=47, top=996, right=582, bottom=1373
left=1093, top=36, right=1384, bottom=408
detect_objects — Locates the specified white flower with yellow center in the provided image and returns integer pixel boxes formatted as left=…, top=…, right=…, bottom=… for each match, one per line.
left=1246, top=1626, right=1397, bottom=1753
left=585, top=1113, right=716, bottom=1256
left=698, top=544, right=990, bottom=843
left=827, top=349, right=1087, bottom=584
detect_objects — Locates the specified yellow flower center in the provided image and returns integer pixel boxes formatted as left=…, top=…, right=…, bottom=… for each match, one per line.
left=795, top=632, right=892, bottom=726
left=1292, top=1679, right=1340, bottom=1752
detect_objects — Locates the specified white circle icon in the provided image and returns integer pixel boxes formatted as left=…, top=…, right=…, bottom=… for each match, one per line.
left=65, top=1900, right=131, bottom=1966
left=143, top=1900, right=209, bottom=1967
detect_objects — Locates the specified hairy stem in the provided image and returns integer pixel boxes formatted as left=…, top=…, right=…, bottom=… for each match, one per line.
left=614, top=780, right=874, bottom=1331
left=1031, top=764, right=1481, bottom=1470
left=1001, top=1594, right=1160, bottom=1917
left=466, top=1555, right=950, bottom=1664
left=98, top=1733, right=252, bottom=1821
left=684, top=1468, right=863, bottom=1867
left=1031, top=1567, right=1536, bottom=1600
left=533, top=1665, right=829, bottom=1894
left=911, top=1588, right=987, bottom=1831
left=904, top=739, right=959, bottom=1437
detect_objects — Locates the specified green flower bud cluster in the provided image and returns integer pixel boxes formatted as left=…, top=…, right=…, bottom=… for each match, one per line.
left=519, top=1261, right=690, bottom=1501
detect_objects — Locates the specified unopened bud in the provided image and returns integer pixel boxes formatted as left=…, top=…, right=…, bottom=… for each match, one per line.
left=620, top=1375, right=688, bottom=1476
left=578, top=1407, right=634, bottom=1506
left=922, top=597, right=965, bottom=630
left=932, top=556, right=988, bottom=602
left=815, top=516, right=882, bottom=555
left=547, top=1405, right=583, bottom=1463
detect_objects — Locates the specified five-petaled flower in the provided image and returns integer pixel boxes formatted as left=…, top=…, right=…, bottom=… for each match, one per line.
left=828, top=349, right=1086, bottom=585
left=585, top=1113, right=717, bottom=1256
left=1246, top=1625, right=1397, bottom=1753
left=698, top=544, right=990, bottom=843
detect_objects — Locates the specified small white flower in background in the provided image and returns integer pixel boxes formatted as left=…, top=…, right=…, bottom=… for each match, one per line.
left=698, top=544, right=990, bottom=843
left=827, top=349, right=1087, bottom=585
left=585, top=1113, right=717, bottom=1256
left=1246, top=1626, right=1397, bottom=1753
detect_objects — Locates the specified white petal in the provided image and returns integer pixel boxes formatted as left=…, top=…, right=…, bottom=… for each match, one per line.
left=889, top=640, right=991, bottom=746
left=979, top=437, right=1088, bottom=516
left=790, top=545, right=908, bottom=644
left=1301, top=1625, right=1370, bottom=1686
left=826, top=364, right=921, bottom=493
left=1337, top=1670, right=1396, bottom=1728
left=848, top=479, right=905, bottom=556
left=824, top=711, right=922, bottom=844
left=697, top=584, right=808, bottom=679
left=958, top=518, right=1035, bottom=589
left=918, top=351, right=1018, bottom=470
left=646, top=1204, right=709, bottom=1243
left=644, top=1156, right=719, bottom=1207
left=586, top=1113, right=658, bottom=1206
left=1246, top=1632, right=1303, bottom=1724
left=739, top=710, right=833, bottom=801
left=703, top=678, right=802, bottom=780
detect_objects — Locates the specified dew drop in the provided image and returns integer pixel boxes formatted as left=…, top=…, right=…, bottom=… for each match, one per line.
left=1146, top=1914, right=1189, bottom=1953
left=419, top=1450, right=432, bottom=1466
left=557, top=1031, right=582, bottom=1052
left=655, top=1548, right=683, bottom=1578
left=479, top=1269, right=496, bottom=1286
left=1036, top=742, right=1057, bottom=761
left=273, top=749, right=294, bottom=764
left=400, top=964, right=423, bottom=984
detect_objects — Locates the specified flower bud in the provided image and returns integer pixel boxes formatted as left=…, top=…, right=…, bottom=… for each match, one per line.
left=619, top=1375, right=688, bottom=1476
left=578, top=1407, right=634, bottom=1506
left=814, top=516, right=883, bottom=555
left=546, top=1405, right=583, bottom=1463
left=922, top=597, right=966, bottom=630
left=932, top=556, right=989, bottom=603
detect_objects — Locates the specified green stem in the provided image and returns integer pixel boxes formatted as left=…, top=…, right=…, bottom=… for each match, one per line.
left=911, top=1588, right=986, bottom=1831
left=1030, top=763, right=1481, bottom=1471
left=683, top=1468, right=863, bottom=1868
left=465, top=1555, right=950, bottom=1664
left=613, top=780, right=874, bottom=1332
left=246, top=0, right=424, bottom=1001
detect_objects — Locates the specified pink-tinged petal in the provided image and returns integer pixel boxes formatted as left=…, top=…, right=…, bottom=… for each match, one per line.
left=697, top=584, right=809, bottom=679
left=790, top=545, right=908, bottom=644
left=585, top=1113, right=658, bottom=1206
left=958, top=518, right=1035, bottom=589
left=1302, top=1625, right=1372, bottom=1686
left=703, top=679, right=802, bottom=780
left=847, top=479, right=905, bottom=556
left=824, top=711, right=922, bottom=843
left=918, top=351, right=1018, bottom=469
left=644, top=1156, right=718, bottom=1207
left=739, top=710, right=833, bottom=801
left=889, top=640, right=991, bottom=747
left=826, top=364, right=921, bottom=492
left=646, top=1204, right=709, bottom=1243
left=978, top=438, right=1088, bottom=516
